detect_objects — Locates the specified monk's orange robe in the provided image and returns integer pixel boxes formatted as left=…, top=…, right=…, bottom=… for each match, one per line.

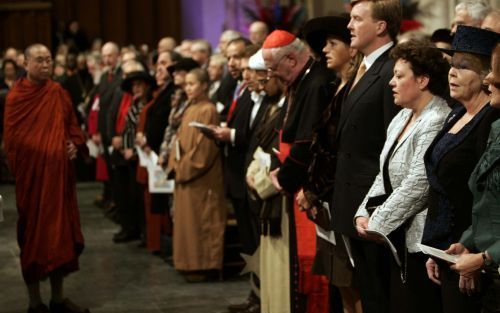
left=4, top=78, right=87, bottom=283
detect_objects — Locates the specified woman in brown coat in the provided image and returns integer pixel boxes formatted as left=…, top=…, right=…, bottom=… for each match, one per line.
left=168, top=68, right=226, bottom=282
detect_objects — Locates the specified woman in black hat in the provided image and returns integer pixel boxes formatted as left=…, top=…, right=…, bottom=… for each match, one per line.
left=448, top=43, right=500, bottom=313
left=422, top=25, right=500, bottom=313
left=297, top=15, right=363, bottom=313
left=110, top=67, right=156, bottom=243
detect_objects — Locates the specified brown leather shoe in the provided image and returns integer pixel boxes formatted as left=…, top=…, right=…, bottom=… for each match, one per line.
left=49, top=299, right=90, bottom=313
left=27, top=304, right=50, bottom=313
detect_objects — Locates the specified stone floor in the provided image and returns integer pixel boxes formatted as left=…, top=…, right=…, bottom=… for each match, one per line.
left=0, top=182, right=248, bottom=313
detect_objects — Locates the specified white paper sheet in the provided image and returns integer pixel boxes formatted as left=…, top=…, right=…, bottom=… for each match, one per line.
left=147, top=164, right=174, bottom=193
left=417, top=243, right=458, bottom=263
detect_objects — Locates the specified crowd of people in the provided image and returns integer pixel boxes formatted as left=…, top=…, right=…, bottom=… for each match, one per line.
left=1, top=1, right=500, bottom=313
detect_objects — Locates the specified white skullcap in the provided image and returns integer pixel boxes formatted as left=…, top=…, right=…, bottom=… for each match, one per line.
left=248, top=49, right=267, bottom=71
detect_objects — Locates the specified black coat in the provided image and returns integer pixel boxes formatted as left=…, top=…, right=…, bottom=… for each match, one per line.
left=144, top=82, right=175, bottom=154
left=331, top=49, right=400, bottom=238
left=214, top=73, right=238, bottom=121
left=244, top=95, right=274, bottom=170
left=97, top=67, right=123, bottom=145
left=276, top=59, right=336, bottom=194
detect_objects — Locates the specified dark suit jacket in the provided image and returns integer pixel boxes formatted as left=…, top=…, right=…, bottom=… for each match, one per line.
left=244, top=95, right=274, bottom=170
left=106, top=88, right=125, bottom=139
left=224, top=89, right=267, bottom=200
left=214, top=73, right=238, bottom=121
left=331, top=49, right=400, bottom=238
left=144, top=82, right=175, bottom=154
left=276, top=60, right=335, bottom=194
left=97, top=67, right=123, bottom=145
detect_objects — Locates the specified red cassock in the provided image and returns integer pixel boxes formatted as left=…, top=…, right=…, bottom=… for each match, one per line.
left=4, top=78, right=86, bottom=283
left=279, top=130, right=329, bottom=313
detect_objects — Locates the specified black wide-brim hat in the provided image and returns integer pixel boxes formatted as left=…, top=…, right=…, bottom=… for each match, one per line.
left=167, top=57, right=200, bottom=76
left=121, top=71, right=157, bottom=93
left=302, top=15, right=351, bottom=57
left=431, top=28, right=453, bottom=44
left=442, top=25, right=500, bottom=57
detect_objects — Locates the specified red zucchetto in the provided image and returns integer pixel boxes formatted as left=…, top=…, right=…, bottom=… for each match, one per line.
left=262, top=30, right=296, bottom=49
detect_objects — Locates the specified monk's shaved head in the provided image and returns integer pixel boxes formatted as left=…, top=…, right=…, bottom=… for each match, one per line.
left=24, top=43, right=52, bottom=84
left=24, top=44, right=50, bottom=60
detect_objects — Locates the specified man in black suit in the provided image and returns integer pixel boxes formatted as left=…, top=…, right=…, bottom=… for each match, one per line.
left=331, top=1, right=401, bottom=312
left=213, top=38, right=252, bottom=120
left=96, top=42, right=123, bottom=148
left=88, top=41, right=122, bottom=213
left=209, top=40, right=257, bottom=253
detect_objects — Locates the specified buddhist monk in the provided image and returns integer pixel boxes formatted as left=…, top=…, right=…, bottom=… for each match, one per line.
left=4, top=44, right=90, bottom=313
left=167, top=68, right=226, bottom=282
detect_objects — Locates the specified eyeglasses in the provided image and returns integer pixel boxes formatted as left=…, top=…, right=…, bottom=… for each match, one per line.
left=267, top=54, right=288, bottom=73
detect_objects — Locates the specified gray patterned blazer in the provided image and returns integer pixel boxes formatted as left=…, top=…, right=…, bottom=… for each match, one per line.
left=355, top=96, right=451, bottom=252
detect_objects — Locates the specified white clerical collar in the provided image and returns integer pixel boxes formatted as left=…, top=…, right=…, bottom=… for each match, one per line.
left=277, top=96, right=286, bottom=108
left=251, top=91, right=266, bottom=104
left=363, top=41, right=394, bottom=71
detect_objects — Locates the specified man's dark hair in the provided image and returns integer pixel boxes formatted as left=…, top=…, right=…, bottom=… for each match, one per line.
left=352, top=0, right=402, bottom=42
left=243, top=45, right=261, bottom=58
left=226, top=37, right=252, bottom=49
left=167, top=50, right=182, bottom=63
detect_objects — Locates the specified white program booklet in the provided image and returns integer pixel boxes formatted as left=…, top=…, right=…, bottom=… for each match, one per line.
left=188, top=121, right=212, bottom=132
left=360, top=228, right=402, bottom=266
left=147, top=165, right=175, bottom=194
left=315, top=202, right=336, bottom=245
left=417, top=243, right=458, bottom=264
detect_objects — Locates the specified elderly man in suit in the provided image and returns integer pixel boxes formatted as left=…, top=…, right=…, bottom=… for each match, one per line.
left=330, top=1, right=401, bottom=312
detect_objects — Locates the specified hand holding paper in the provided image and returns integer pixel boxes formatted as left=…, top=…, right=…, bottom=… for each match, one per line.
left=417, top=243, right=459, bottom=263
left=188, top=121, right=218, bottom=139
left=357, top=227, right=401, bottom=266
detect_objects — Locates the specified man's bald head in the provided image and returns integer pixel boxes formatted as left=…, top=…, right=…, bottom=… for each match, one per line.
left=24, top=44, right=52, bottom=84
left=158, top=37, right=177, bottom=53
left=24, top=44, right=50, bottom=60
left=101, top=41, right=120, bottom=69
left=218, top=29, right=241, bottom=55
left=249, top=21, right=269, bottom=45
left=4, top=47, right=17, bottom=61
